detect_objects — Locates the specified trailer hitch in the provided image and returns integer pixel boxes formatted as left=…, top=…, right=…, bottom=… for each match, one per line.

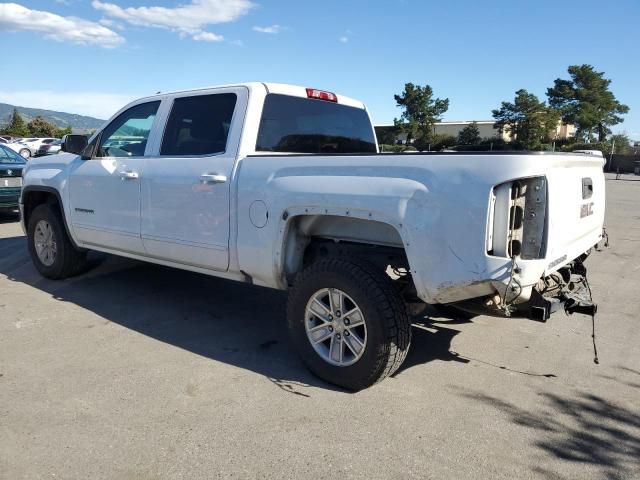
left=560, top=260, right=600, bottom=364
left=528, top=257, right=600, bottom=364
left=565, top=302, right=597, bottom=316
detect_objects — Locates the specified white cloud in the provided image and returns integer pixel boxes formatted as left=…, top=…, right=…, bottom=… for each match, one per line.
left=98, top=18, right=125, bottom=30
left=253, top=24, right=281, bottom=34
left=0, top=2, right=124, bottom=48
left=0, top=90, right=140, bottom=120
left=92, top=0, right=253, bottom=41
left=192, top=30, right=223, bottom=42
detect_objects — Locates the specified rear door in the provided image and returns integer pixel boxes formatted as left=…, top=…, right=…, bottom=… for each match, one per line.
left=68, top=100, right=161, bottom=253
left=140, top=87, right=247, bottom=271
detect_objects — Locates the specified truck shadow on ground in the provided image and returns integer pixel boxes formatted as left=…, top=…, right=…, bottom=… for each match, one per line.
left=395, top=317, right=472, bottom=374
left=459, top=385, right=640, bottom=480
left=0, top=211, right=20, bottom=224
left=1, top=235, right=475, bottom=396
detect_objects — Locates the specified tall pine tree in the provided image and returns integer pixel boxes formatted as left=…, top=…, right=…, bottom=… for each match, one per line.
left=492, top=90, right=559, bottom=150
left=6, top=108, right=29, bottom=137
left=547, top=65, right=628, bottom=141
left=394, top=83, right=449, bottom=151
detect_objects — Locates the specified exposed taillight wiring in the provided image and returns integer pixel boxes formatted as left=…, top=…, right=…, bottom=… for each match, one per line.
left=582, top=274, right=599, bottom=365
left=502, top=183, right=522, bottom=315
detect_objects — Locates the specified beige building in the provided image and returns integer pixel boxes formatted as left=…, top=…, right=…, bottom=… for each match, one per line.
left=376, top=120, right=575, bottom=144
left=433, top=120, right=503, bottom=140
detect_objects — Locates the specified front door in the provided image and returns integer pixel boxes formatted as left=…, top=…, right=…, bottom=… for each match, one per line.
left=141, top=88, right=245, bottom=271
left=68, top=100, right=161, bottom=254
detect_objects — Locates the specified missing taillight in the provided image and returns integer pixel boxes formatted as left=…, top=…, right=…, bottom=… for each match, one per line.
left=489, top=176, right=547, bottom=259
left=509, top=239, right=522, bottom=257
left=509, top=205, right=524, bottom=230
left=521, top=177, right=547, bottom=259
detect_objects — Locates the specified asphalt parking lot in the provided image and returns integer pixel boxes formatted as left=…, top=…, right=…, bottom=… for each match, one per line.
left=1, top=173, right=639, bottom=480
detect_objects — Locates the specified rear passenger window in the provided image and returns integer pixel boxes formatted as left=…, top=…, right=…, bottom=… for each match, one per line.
left=161, top=94, right=237, bottom=156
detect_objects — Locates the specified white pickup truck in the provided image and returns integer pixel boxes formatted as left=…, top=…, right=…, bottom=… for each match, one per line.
left=20, top=83, right=606, bottom=390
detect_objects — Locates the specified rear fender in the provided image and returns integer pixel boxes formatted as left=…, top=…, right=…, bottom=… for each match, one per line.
left=276, top=207, right=408, bottom=287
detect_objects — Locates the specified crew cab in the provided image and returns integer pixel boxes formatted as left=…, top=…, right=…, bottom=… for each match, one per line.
left=20, top=83, right=606, bottom=390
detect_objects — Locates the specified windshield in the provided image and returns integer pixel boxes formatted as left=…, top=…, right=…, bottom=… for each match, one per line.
left=256, top=94, right=377, bottom=154
left=0, top=145, right=27, bottom=164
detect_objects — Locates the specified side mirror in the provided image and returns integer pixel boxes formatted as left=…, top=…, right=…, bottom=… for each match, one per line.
left=61, top=134, right=88, bottom=155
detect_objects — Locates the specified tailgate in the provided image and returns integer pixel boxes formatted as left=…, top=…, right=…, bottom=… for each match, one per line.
left=544, top=154, right=605, bottom=272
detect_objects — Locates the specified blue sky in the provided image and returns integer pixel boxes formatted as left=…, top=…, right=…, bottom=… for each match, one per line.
left=0, top=0, right=638, bottom=138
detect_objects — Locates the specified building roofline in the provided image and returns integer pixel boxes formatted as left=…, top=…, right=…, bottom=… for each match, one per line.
left=375, top=120, right=496, bottom=127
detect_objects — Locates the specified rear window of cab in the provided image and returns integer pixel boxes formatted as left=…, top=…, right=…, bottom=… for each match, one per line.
left=256, top=94, right=376, bottom=154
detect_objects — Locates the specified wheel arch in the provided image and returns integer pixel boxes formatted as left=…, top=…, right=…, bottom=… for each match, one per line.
left=276, top=209, right=410, bottom=286
left=21, top=186, right=80, bottom=249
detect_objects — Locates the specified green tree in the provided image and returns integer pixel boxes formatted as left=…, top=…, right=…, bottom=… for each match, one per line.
left=457, top=121, right=481, bottom=145
left=608, top=133, right=632, bottom=154
left=374, top=125, right=399, bottom=145
left=430, top=134, right=457, bottom=151
left=492, top=89, right=559, bottom=150
left=547, top=65, right=629, bottom=142
left=55, top=126, right=72, bottom=138
left=5, top=108, right=29, bottom=137
left=27, top=116, right=58, bottom=137
left=394, top=83, right=449, bottom=151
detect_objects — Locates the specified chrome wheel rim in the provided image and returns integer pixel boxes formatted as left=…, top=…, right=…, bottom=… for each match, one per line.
left=304, top=288, right=367, bottom=367
left=20, top=149, right=30, bottom=158
left=34, top=220, right=57, bottom=266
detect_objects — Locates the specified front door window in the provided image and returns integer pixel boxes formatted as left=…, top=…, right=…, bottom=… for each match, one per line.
left=96, top=101, right=160, bottom=158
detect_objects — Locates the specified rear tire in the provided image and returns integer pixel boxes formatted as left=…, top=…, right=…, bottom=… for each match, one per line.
left=27, top=204, right=87, bottom=279
left=287, top=257, right=411, bottom=391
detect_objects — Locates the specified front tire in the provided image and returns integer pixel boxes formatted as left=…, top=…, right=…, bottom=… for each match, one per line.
left=19, top=148, right=31, bottom=159
left=27, top=204, right=86, bottom=279
left=287, top=257, right=411, bottom=390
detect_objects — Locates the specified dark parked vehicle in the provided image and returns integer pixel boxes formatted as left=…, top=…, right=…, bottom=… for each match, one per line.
left=0, top=144, right=26, bottom=213
left=36, top=139, right=63, bottom=156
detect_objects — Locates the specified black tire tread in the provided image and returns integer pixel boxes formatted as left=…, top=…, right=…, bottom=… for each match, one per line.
left=27, top=203, right=86, bottom=279
left=287, top=257, right=411, bottom=390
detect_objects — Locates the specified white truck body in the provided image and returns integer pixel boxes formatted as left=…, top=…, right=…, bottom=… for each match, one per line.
left=20, top=82, right=605, bottom=304
left=19, top=82, right=606, bottom=388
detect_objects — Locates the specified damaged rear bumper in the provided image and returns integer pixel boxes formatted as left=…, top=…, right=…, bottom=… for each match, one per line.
left=443, top=255, right=598, bottom=322
left=523, top=258, right=597, bottom=321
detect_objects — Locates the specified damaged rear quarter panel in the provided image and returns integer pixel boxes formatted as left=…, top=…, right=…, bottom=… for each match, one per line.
left=235, top=153, right=604, bottom=304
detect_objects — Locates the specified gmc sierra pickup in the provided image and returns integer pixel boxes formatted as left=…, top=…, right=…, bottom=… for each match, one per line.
left=20, top=82, right=606, bottom=390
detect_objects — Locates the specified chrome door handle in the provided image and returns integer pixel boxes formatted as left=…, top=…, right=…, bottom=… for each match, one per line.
left=119, top=170, right=139, bottom=180
left=200, top=174, right=227, bottom=184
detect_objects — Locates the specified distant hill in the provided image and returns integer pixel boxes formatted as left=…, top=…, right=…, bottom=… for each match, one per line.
left=0, top=103, right=104, bottom=130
